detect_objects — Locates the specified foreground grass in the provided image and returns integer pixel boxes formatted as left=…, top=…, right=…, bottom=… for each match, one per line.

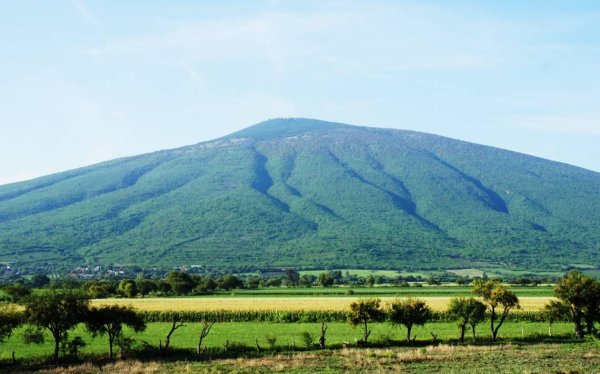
left=163, top=342, right=600, bottom=374
left=26, top=341, right=600, bottom=373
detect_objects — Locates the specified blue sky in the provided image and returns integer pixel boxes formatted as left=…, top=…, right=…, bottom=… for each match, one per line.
left=1, top=1, right=599, bottom=184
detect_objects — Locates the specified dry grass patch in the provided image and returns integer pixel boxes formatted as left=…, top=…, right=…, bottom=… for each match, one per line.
left=38, top=360, right=163, bottom=374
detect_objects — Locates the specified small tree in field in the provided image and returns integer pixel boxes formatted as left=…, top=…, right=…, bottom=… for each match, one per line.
left=162, top=315, right=186, bottom=351
left=472, top=280, right=519, bottom=341
left=348, top=298, right=385, bottom=344
left=549, top=271, right=600, bottom=338
left=86, top=305, right=146, bottom=360
left=447, top=297, right=486, bottom=341
left=319, top=322, right=328, bottom=349
left=544, top=299, right=571, bottom=337
left=24, top=291, right=89, bottom=362
left=389, top=298, right=432, bottom=342
left=197, top=320, right=216, bottom=356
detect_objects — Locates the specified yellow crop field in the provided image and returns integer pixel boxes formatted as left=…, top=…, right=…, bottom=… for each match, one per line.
left=92, top=296, right=553, bottom=312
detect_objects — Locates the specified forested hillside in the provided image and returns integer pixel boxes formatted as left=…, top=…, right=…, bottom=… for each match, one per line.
left=1, top=118, right=598, bottom=271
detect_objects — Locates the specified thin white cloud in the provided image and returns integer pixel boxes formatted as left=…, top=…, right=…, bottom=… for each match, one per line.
left=179, top=62, right=203, bottom=84
left=87, top=12, right=350, bottom=72
left=85, top=5, right=509, bottom=73
left=68, top=0, right=103, bottom=33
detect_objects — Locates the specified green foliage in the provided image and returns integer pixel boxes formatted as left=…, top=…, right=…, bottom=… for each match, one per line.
left=165, top=271, right=195, bottom=295
left=0, top=118, right=599, bottom=271
left=84, top=280, right=117, bottom=299
left=22, top=326, right=45, bottom=345
left=0, top=303, right=22, bottom=343
left=447, top=297, right=486, bottom=341
left=318, top=273, right=335, bottom=287
left=300, top=331, right=314, bottom=348
left=348, top=298, right=385, bottom=343
left=218, top=275, right=244, bottom=291
left=265, top=333, right=277, bottom=349
left=23, top=291, right=90, bottom=362
left=29, top=274, right=51, bottom=288
left=86, top=305, right=146, bottom=359
left=550, top=271, right=600, bottom=337
left=473, top=280, right=520, bottom=340
left=61, top=335, right=86, bottom=359
left=388, top=298, right=432, bottom=341
left=3, top=283, right=32, bottom=303
left=136, top=279, right=157, bottom=297
left=117, top=279, right=138, bottom=298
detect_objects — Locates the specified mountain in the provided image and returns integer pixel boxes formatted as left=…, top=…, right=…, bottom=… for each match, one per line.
left=1, top=118, right=599, bottom=272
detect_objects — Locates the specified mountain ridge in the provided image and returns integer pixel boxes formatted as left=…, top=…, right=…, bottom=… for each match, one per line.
left=0, top=118, right=598, bottom=271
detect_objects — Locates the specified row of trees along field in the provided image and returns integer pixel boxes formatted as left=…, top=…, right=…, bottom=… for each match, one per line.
left=0, top=271, right=599, bottom=365
left=1, top=270, right=551, bottom=301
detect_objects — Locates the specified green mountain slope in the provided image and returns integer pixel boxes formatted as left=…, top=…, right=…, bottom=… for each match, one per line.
left=1, top=118, right=599, bottom=271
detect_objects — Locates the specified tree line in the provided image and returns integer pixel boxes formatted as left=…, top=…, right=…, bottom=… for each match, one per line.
left=1, top=269, right=552, bottom=302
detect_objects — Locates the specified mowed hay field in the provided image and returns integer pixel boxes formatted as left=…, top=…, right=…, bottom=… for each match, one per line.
left=92, top=296, right=553, bottom=312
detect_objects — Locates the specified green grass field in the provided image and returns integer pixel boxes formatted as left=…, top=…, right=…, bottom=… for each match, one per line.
left=0, top=321, right=578, bottom=363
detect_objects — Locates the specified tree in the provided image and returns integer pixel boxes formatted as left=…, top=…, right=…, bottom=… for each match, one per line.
left=30, top=274, right=51, bottom=288
left=136, top=279, right=157, bottom=298
left=166, top=271, right=196, bottom=295
left=195, top=278, right=217, bottom=294
left=426, top=276, right=441, bottom=286
left=389, top=298, right=432, bottom=342
left=86, top=305, right=146, bottom=360
left=319, top=322, right=328, bottom=349
left=84, top=280, right=117, bottom=299
left=117, top=279, right=138, bottom=298
left=245, top=276, right=260, bottom=289
left=317, top=272, right=334, bottom=288
left=550, top=271, right=600, bottom=338
left=366, top=275, right=375, bottom=287
left=299, top=274, right=315, bottom=287
left=3, top=283, right=32, bottom=303
left=156, top=280, right=172, bottom=295
left=162, top=316, right=186, bottom=351
left=218, top=275, right=243, bottom=291
left=0, top=303, right=22, bottom=343
left=472, top=280, right=519, bottom=341
left=544, top=299, right=572, bottom=337
left=447, top=297, right=486, bottom=341
left=197, top=320, right=215, bottom=355
left=284, top=269, right=300, bottom=286
left=348, top=298, right=385, bottom=344
left=24, top=291, right=89, bottom=362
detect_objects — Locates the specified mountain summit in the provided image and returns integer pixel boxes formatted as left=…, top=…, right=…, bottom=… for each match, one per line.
left=228, top=118, right=350, bottom=140
left=1, top=118, right=599, bottom=271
